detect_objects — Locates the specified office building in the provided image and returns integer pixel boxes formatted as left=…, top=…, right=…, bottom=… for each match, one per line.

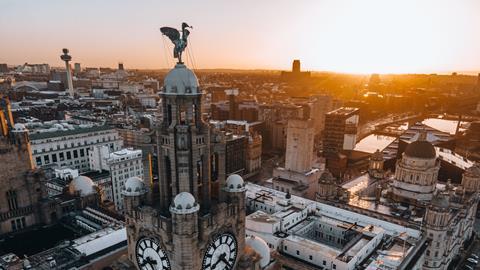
left=272, top=119, right=321, bottom=199
left=29, top=123, right=123, bottom=172
left=89, top=146, right=143, bottom=211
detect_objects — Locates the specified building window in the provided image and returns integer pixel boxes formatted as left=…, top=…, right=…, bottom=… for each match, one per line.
left=43, top=155, right=50, bottom=164
left=309, top=255, right=312, bottom=260
left=73, top=150, right=78, bottom=158
left=36, top=156, right=42, bottom=165
left=6, top=190, right=18, bottom=211
left=52, top=154, right=57, bottom=163
left=66, top=151, right=71, bottom=160
left=333, top=264, right=336, bottom=269
left=59, top=152, right=65, bottom=161
left=284, top=246, right=287, bottom=251
left=80, top=149, right=85, bottom=157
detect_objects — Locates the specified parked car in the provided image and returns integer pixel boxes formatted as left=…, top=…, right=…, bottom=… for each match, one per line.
left=471, top=254, right=479, bottom=260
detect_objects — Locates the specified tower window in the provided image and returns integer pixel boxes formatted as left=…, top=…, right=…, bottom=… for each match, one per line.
left=6, top=190, right=18, bottom=211
left=167, top=104, right=172, bottom=126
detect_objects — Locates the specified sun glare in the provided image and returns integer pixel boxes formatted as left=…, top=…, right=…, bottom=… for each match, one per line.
left=305, top=0, right=474, bottom=74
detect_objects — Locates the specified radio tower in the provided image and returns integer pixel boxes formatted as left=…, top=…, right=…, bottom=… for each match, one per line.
left=60, top=48, right=74, bottom=98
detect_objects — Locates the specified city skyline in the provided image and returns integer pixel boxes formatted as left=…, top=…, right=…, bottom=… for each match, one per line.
left=1, top=2, right=480, bottom=269
left=1, top=0, right=480, bottom=74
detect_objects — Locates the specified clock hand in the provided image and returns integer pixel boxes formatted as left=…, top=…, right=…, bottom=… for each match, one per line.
left=141, top=256, right=153, bottom=267
left=211, top=253, right=226, bottom=269
left=220, top=256, right=232, bottom=268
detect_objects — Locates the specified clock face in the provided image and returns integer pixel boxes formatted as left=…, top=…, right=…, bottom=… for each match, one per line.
left=135, top=237, right=171, bottom=270
left=202, top=233, right=238, bottom=270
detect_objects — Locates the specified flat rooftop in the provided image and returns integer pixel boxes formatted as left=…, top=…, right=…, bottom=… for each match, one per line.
left=327, top=107, right=359, bottom=116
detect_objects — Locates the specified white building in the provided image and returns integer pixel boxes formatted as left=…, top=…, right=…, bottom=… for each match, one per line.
left=137, top=94, right=158, bottom=108
left=272, top=119, right=321, bottom=199
left=89, top=146, right=143, bottom=211
left=29, top=124, right=123, bottom=172
left=245, top=183, right=426, bottom=270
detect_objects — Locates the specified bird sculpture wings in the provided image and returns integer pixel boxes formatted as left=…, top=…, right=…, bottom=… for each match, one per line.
left=160, top=27, right=180, bottom=44
left=160, top=22, right=192, bottom=64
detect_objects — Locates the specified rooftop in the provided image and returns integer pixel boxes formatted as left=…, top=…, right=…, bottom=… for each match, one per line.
left=327, top=107, right=359, bottom=116
left=29, top=125, right=115, bottom=140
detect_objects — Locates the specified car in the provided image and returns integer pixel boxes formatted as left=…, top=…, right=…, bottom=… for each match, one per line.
left=467, top=257, right=478, bottom=264
left=465, top=265, right=474, bottom=270
left=471, top=254, right=479, bottom=260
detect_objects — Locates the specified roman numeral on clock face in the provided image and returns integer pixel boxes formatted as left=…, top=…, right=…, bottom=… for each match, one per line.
left=202, top=233, right=238, bottom=270
left=136, top=238, right=171, bottom=270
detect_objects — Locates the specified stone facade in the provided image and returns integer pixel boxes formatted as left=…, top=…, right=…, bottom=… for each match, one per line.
left=0, top=98, right=55, bottom=234
left=124, top=64, right=250, bottom=270
left=392, top=136, right=440, bottom=203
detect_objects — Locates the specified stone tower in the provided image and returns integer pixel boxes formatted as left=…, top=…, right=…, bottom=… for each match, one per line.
left=125, top=63, right=247, bottom=270
left=284, top=119, right=314, bottom=173
left=0, top=97, right=52, bottom=233
left=424, top=192, right=451, bottom=269
left=461, top=163, right=480, bottom=193
left=368, top=149, right=384, bottom=179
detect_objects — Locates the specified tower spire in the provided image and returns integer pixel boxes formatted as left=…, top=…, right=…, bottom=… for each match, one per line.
left=60, top=48, right=74, bottom=98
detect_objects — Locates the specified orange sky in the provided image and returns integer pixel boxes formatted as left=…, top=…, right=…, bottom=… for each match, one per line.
left=1, top=0, right=480, bottom=74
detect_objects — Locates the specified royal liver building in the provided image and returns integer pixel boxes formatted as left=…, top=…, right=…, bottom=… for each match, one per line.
left=123, top=24, right=259, bottom=270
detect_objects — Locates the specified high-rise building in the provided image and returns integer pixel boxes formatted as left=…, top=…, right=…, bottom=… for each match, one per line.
left=124, top=61, right=251, bottom=269
left=89, top=146, right=143, bottom=211
left=323, top=107, right=359, bottom=157
left=311, top=95, right=334, bottom=135
left=284, top=119, right=315, bottom=172
left=225, top=88, right=238, bottom=120
left=272, top=119, right=321, bottom=199
left=74, top=62, right=81, bottom=75
left=323, top=107, right=359, bottom=177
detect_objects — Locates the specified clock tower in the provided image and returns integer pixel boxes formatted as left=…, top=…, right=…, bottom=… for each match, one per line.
left=124, top=24, right=248, bottom=270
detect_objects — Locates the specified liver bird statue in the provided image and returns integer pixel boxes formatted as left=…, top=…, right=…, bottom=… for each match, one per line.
left=160, top=22, right=192, bottom=64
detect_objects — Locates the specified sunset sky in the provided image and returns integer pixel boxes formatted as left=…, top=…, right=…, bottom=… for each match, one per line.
left=1, top=0, right=480, bottom=74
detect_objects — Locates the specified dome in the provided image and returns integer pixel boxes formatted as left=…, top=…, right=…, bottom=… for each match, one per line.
left=122, top=177, right=147, bottom=196
left=69, top=176, right=96, bottom=197
left=245, top=235, right=270, bottom=268
left=170, top=192, right=200, bottom=214
left=163, top=64, right=199, bottom=95
left=12, top=123, right=27, bottom=132
left=225, top=174, right=246, bottom=192
left=404, top=139, right=436, bottom=159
